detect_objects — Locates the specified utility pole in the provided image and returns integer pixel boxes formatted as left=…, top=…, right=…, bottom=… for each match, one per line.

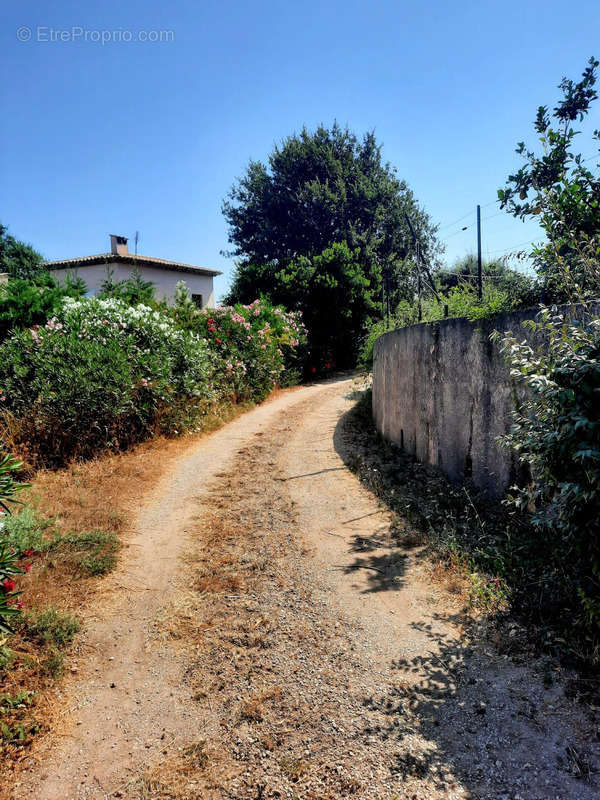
left=381, top=262, right=386, bottom=328
left=476, top=205, right=482, bottom=301
left=416, top=241, right=422, bottom=322
left=386, top=266, right=391, bottom=330
left=405, top=213, right=441, bottom=315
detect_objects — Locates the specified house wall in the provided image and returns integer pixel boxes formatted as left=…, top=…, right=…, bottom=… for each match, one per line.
left=50, top=262, right=215, bottom=307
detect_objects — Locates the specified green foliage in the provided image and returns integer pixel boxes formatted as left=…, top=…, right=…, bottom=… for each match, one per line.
left=0, top=224, right=44, bottom=280
left=0, top=453, right=30, bottom=633
left=358, top=259, right=538, bottom=369
left=0, top=453, right=28, bottom=514
left=0, top=298, right=214, bottom=465
left=272, top=242, right=378, bottom=369
left=172, top=280, right=198, bottom=328
left=0, top=506, right=49, bottom=556
left=499, top=57, right=600, bottom=298
left=0, top=691, right=38, bottom=744
left=438, top=254, right=539, bottom=306
left=0, top=293, right=307, bottom=465
left=21, top=607, right=79, bottom=647
left=422, top=284, right=522, bottom=323
left=0, top=272, right=86, bottom=341
left=224, top=123, right=439, bottom=366
left=0, top=646, right=15, bottom=671
left=495, top=304, right=600, bottom=645
left=99, top=267, right=156, bottom=306
left=174, top=297, right=307, bottom=400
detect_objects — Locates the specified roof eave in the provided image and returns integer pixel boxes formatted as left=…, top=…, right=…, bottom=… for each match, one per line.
left=41, top=253, right=221, bottom=277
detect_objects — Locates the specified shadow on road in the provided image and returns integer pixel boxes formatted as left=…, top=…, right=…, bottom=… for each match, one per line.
left=330, top=390, right=600, bottom=800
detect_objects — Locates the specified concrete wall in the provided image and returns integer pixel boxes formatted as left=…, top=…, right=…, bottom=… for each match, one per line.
left=50, top=263, right=215, bottom=307
left=372, top=308, right=546, bottom=497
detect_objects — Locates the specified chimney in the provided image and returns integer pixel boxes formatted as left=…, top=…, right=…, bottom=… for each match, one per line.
left=110, top=234, right=129, bottom=256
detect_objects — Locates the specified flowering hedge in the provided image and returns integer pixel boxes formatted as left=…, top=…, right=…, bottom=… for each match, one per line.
left=0, top=296, right=306, bottom=465
left=172, top=297, right=307, bottom=402
left=0, top=298, right=214, bottom=464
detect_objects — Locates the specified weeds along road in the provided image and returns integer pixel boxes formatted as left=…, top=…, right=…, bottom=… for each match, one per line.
left=10, top=377, right=598, bottom=800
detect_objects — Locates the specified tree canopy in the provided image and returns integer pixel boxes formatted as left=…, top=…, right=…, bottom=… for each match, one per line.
left=0, top=223, right=44, bottom=280
left=223, top=123, right=440, bottom=367
left=498, top=57, right=600, bottom=298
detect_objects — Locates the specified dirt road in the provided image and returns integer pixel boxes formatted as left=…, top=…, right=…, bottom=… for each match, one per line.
left=10, top=378, right=598, bottom=799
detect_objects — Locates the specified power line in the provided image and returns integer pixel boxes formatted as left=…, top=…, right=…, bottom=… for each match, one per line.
left=486, top=239, right=539, bottom=256
left=436, top=198, right=498, bottom=233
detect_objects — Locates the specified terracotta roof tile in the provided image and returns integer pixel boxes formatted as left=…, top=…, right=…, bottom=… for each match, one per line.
left=42, top=253, right=221, bottom=277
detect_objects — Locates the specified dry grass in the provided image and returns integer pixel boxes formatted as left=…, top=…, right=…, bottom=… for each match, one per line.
left=0, top=401, right=256, bottom=784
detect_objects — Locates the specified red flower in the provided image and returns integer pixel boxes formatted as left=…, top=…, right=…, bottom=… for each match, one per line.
left=24, top=563, right=32, bottom=573
left=24, top=548, right=34, bottom=558
left=2, top=578, right=16, bottom=594
left=16, top=601, right=24, bottom=610
left=215, top=338, right=222, bottom=344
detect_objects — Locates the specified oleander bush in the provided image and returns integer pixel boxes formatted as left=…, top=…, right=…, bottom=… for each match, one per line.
left=0, top=297, right=215, bottom=465
left=0, top=453, right=29, bottom=634
left=0, top=294, right=306, bottom=466
left=172, top=293, right=307, bottom=402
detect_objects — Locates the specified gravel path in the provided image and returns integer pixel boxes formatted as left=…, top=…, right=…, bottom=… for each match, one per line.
left=9, top=378, right=598, bottom=800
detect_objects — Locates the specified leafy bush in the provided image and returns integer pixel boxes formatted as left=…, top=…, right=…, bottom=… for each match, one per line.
left=496, top=304, right=600, bottom=647
left=173, top=296, right=307, bottom=401
left=359, top=258, right=538, bottom=368
left=0, top=273, right=86, bottom=342
left=0, top=297, right=214, bottom=464
left=0, top=506, right=49, bottom=556
left=98, top=267, right=156, bottom=306
left=499, top=57, right=600, bottom=300
left=0, top=453, right=30, bottom=633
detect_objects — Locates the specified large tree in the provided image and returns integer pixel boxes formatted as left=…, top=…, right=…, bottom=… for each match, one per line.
left=0, top=223, right=44, bottom=279
left=223, top=124, right=440, bottom=367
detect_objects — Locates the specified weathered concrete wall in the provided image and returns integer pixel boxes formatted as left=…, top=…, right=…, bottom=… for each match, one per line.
left=372, top=308, right=545, bottom=497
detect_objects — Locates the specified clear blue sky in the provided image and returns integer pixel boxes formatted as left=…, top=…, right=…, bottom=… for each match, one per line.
left=2, top=0, right=599, bottom=300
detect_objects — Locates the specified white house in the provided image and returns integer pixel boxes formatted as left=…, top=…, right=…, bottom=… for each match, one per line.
left=42, top=235, right=221, bottom=307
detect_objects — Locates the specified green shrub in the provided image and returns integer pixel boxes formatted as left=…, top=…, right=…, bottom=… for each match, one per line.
left=0, top=506, right=50, bottom=556
left=0, top=273, right=85, bottom=341
left=98, top=267, right=156, bottom=306
left=358, top=266, right=538, bottom=369
left=0, top=646, right=15, bottom=671
left=0, top=452, right=29, bottom=633
left=0, top=297, right=214, bottom=465
left=496, top=304, right=600, bottom=646
left=21, top=607, right=79, bottom=647
left=172, top=296, right=307, bottom=401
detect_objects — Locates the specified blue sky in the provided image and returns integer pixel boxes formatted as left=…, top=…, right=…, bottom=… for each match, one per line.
left=2, top=0, right=599, bottom=300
